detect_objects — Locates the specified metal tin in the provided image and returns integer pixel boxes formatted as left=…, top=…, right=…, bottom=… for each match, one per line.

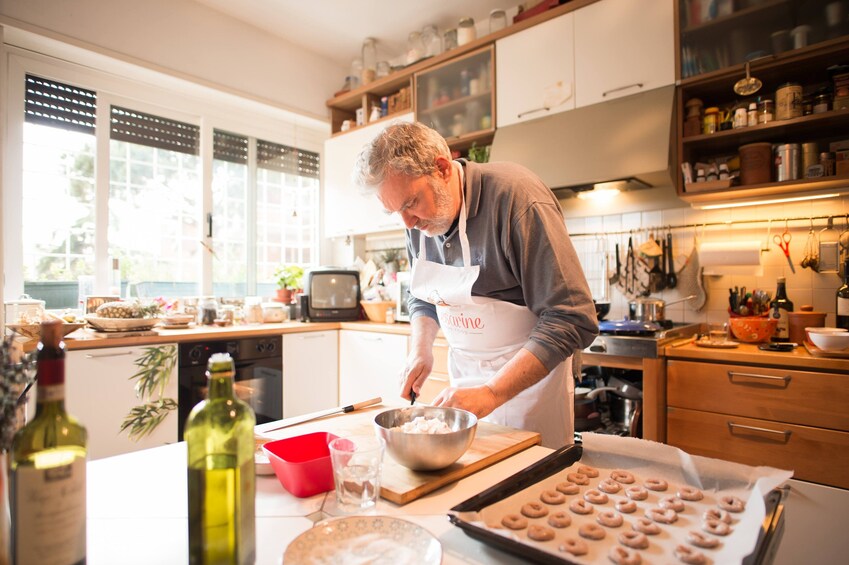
left=802, top=142, right=819, bottom=174
left=820, top=151, right=836, bottom=176
left=775, top=143, right=800, bottom=181
left=776, top=82, right=803, bottom=120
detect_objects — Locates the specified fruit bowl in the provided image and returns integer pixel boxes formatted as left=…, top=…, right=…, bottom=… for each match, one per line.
left=5, top=322, right=85, bottom=341
left=85, top=316, right=160, bottom=331
left=728, top=316, right=777, bottom=343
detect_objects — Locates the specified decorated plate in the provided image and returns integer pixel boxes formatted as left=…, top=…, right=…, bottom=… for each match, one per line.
left=284, top=516, right=441, bottom=565
left=85, top=316, right=160, bottom=331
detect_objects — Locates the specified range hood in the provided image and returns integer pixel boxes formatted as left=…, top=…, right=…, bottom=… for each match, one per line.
left=489, top=85, right=676, bottom=195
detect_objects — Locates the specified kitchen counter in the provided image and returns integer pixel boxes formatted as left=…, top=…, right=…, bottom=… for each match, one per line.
left=664, top=341, right=849, bottom=373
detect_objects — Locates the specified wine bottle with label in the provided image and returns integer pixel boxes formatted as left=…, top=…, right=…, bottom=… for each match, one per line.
left=185, top=353, right=256, bottom=565
left=10, top=320, right=87, bottom=565
left=770, top=276, right=794, bottom=342
left=837, top=258, right=849, bottom=330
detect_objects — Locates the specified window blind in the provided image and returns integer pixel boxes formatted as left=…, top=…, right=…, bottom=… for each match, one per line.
left=24, top=74, right=97, bottom=134
left=257, top=139, right=320, bottom=179
left=110, top=106, right=200, bottom=155
left=213, top=130, right=248, bottom=165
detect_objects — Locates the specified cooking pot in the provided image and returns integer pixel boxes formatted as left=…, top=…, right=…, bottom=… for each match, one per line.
left=628, top=295, right=696, bottom=322
left=594, top=300, right=611, bottom=321
left=574, top=386, right=601, bottom=432
left=587, top=385, right=643, bottom=437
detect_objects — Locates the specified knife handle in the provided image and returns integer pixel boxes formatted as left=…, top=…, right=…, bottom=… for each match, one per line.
left=344, top=397, right=382, bottom=412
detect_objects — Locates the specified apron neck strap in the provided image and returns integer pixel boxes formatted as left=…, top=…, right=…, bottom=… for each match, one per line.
left=418, top=161, right=472, bottom=266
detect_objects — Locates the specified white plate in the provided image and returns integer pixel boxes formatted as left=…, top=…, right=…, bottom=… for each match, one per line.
left=85, top=316, right=160, bottom=331
left=284, top=516, right=441, bottom=565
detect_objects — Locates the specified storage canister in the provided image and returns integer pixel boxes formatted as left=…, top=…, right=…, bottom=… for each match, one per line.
left=457, top=17, right=476, bottom=45
left=775, top=82, right=803, bottom=120
left=757, top=98, right=774, bottom=123
left=703, top=107, right=720, bottom=135
left=739, top=142, right=773, bottom=185
left=813, top=92, right=830, bottom=114
left=801, top=142, right=819, bottom=174
left=820, top=151, right=836, bottom=176
left=775, top=143, right=800, bottom=181
left=788, top=305, right=826, bottom=344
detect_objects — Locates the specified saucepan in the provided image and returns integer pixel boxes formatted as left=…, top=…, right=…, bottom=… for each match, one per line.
left=587, top=384, right=643, bottom=437
left=628, top=294, right=696, bottom=323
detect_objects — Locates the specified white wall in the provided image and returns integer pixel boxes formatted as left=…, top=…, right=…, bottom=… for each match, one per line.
left=0, top=0, right=344, bottom=120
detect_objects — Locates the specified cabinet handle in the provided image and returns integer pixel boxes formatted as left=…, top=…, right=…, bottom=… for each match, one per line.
left=361, top=336, right=383, bottom=342
left=727, top=371, right=791, bottom=387
left=727, top=422, right=792, bottom=443
left=517, top=105, right=552, bottom=119
left=84, top=351, right=135, bottom=359
left=298, top=334, right=325, bottom=340
left=602, top=83, right=644, bottom=97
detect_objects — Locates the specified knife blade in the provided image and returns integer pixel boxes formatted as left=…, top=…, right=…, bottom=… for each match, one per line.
left=255, top=397, right=382, bottom=434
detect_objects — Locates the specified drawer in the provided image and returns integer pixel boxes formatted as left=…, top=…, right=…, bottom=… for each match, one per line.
left=667, top=407, right=849, bottom=490
left=668, top=360, right=849, bottom=431
left=417, top=372, right=449, bottom=404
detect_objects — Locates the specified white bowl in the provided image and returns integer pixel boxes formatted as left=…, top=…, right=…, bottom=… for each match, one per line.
left=805, top=327, right=848, bottom=334
left=808, top=331, right=849, bottom=352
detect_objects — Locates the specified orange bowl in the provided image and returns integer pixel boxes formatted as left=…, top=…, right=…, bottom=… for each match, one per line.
left=728, top=316, right=777, bottom=343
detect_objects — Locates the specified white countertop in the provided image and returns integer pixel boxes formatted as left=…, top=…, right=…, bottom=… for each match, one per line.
left=88, top=440, right=550, bottom=564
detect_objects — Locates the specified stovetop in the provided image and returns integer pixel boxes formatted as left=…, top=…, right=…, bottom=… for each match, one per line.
left=584, top=321, right=701, bottom=359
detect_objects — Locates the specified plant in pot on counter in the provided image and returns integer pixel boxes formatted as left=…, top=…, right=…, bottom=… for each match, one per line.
left=273, top=264, right=304, bottom=304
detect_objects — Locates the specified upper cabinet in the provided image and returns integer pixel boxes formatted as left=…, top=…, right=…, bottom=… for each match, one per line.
left=323, top=113, right=412, bottom=237
left=496, top=12, right=576, bottom=128
left=574, top=0, right=675, bottom=107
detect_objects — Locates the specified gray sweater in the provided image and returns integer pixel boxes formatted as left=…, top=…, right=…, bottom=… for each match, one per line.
left=406, top=159, right=598, bottom=371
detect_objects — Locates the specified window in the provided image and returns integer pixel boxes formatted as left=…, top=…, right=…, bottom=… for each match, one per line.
left=212, top=130, right=249, bottom=297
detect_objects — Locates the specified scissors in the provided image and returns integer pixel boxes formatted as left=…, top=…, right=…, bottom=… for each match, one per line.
left=773, top=230, right=796, bottom=273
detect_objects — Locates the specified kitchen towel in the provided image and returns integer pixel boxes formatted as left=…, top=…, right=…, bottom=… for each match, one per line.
left=699, top=240, right=763, bottom=276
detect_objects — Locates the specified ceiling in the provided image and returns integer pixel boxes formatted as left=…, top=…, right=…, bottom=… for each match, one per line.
left=193, top=0, right=517, bottom=69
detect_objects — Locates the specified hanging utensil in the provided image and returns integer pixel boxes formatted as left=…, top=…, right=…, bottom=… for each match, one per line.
left=608, top=242, right=621, bottom=285
left=773, top=228, right=796, bottom=274
left=800, top=224, right=819, bottom=271
left=818, top=216, right=840, bottom=273
left=665, top=231, right=678, bottom=289
left=649, top=239, right=666, bottom=293
left=626, top=236, right=635, bottom=295
left=733, top=61, right=762, bottom=96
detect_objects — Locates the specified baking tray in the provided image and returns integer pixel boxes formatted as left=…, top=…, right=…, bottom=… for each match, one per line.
left=448, top=438, right=786, bottom=565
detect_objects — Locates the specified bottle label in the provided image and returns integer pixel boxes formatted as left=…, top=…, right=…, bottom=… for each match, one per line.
left=839, top=297, right=849, bottom=316
left=771, top=305, right=790, bottom=338
left=13, top=456, right=86, bottom=564
left=38, top=383, right=65, bottom=403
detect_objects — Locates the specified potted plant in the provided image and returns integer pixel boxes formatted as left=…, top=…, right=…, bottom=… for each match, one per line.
left=273, top=264, right=304, bottom=304
left=378, top=248, right=403, bottom=274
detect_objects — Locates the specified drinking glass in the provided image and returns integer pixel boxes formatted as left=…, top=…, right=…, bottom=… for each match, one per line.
left=329, top=435, right=385, bottom=512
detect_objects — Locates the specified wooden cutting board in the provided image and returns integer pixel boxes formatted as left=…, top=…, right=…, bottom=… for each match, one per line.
left=260, top=405, right=540, bottom=505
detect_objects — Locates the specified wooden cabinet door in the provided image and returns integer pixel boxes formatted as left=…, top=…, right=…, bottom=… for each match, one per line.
left=574, top=0, right=674, bottom=108
left=66, top=344, right=178, bottom=460
left=282, top=330, right=338, bottom=417
left=323, top=113, right=412, bottom=237
left=338, top=331, right=407, bottom=405
left=496, top=12, right=575, bottom=128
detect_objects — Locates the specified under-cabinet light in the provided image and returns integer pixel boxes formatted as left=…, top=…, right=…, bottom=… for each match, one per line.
left=696, top=192, right=842, bottom=210
left=577, top=186, right=621, bottom=201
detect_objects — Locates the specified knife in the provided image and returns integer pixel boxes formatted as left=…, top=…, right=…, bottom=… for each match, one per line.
left=255, top=397, right=382, bottom=434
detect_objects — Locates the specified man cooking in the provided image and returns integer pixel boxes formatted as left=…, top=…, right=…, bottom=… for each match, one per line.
left=352, top=122, right=598, bottom=448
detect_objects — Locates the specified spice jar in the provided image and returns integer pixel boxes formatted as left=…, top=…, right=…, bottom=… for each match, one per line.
left=776, top=82, right=803, bottom=120
left=813, top=92, right=831, bottom=114
left=458, top=17, right=477, bottom=45
left=702, top=107, right=720, bottom=134
left=747, top=102, right=758, bottom=126
left=757, top=98, right=774, bottom=123
left=733, top=105, right=748, bottom=129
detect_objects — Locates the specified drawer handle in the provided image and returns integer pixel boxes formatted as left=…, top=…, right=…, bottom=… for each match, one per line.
left=602, top=82, right=644, bottom=97
left=299, top=334, right=325, bottom=340
left=727, top=371, right=791, bottom=387
left=84, top=351, right=135, bottom=359
left=517, top=105, right=551, bottom=119
left=727, top=422, right=792, bottom=443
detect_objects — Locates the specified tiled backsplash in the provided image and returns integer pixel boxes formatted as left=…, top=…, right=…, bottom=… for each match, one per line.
left=566, top=195, right=849, bottom=327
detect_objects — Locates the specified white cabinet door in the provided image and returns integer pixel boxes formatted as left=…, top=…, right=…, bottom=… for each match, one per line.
left=574, top=0, right=674, bottom=108
left=338, top=331, right=407, bottom=405
left=282, top=330, right=338, bottom=417
left=496, top=12, right=575, bottom=128
left=323, top=113, right=413, bottom=237
left=66, top=344, right=178, bottom=460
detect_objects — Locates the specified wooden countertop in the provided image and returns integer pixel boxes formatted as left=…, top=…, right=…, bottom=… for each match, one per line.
left=664, top=341, right=849, bottom=373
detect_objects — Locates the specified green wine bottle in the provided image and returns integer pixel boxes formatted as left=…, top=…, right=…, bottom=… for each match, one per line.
left=185, top=353, right=256, bottom=565
left=10, top=320, right=87, bottom=565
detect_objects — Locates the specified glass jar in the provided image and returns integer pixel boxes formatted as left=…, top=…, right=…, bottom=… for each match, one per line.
left=422, top=24, right=442, bottom=57
left=702, top=107, right=720, bottom=135
left=349, top=59, right=362, bottom=89
left=361, top=38, right=377, bottom=85
left=406, top=31, right=424, bottom=65
left=376, top=61, right=390, bottom=78
left=747, top=102, right=758, bottom=126
left=489, top=9, right=508, bottom=33
left=458, top=17, right=477, bottom=45
left=199, top=296, right=218, bottom=326
left=813, top=92, right=831, bottom=114
left=757, top=97, right=774, bottom=124
left=443, top=28, right=458, bottom=51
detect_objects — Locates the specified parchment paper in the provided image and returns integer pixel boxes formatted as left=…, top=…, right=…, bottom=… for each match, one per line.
left=456, top=433, right=792, bottom=564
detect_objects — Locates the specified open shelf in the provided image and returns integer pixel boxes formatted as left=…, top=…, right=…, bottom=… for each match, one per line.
left=679, top=174, right=849, bottom=204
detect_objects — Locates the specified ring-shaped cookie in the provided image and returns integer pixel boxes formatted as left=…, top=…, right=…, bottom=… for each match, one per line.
left=556, top=481, right=580, bottom=495
left=702, top=518, right=731, bottom=536
left=540, top=489, right=566, bottom=505
left=521, top=501, right=549, bottom=518
left=566, top=472, right=590, bottom=485
left=645, top=507, right=678, bottom=524
left=547, top=511, right=572, bottom=528
left=677, top=486, right=704, bottom=502
left=615, top=499, right=637, bottom=513
left=578, top=522, right=606, bottom=540
left=625, top=485, right=648, bottom=501
left=608, top=546, right=642, bottom=565
left=559, top=538, right=588, bottom=556
left=619, top=530, right=649, bottom=550
left=610, top=470, right=636, bottom=484
left=527, top=524, right=555, bottom=542
left=598, top=478, right=623, bottom=494
left=569, top=498, right=594, bottom=515
left=596, top=510, right=624, bottom=528
left=633, top=517, right=661, bottom=535
left=501, top=513, right=528, bottom=530
left=703, top=508, right=732, bottom=524
left=643, top=478, right=668, bottom=491
left=718, top=495, right=746, bottom=513
left=659, top=495, right=685, bottom=513
left=583, top=488, right=609, bottom=505
left=687, top=530, right=721, bottom=548
left=674, top=544, right=707, bottom=565
left=577, top=465, right=599, bottom=478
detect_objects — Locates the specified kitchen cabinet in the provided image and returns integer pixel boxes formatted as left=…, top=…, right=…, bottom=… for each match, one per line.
left=338, top=330, right=407, bottom=404
left=415, top=45, right=495, bottom=152
left=573, top=0, right=674, bottom=108
left=282, top=330, right=338, bottom=417
left=666, top=358, right=849, bottom=489
left=66, top=344, right=178, bottom=460
left=495, top=12, right=575, bottom=128
left=323, top=113, right=412, bottom=237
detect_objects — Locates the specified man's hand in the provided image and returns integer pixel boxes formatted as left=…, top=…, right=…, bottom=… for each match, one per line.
left=431, top=385, right=499, bottom=419
left=400, top=348, right=434, bottom=400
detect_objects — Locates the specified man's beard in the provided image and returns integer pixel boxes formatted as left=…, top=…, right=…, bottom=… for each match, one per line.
left=418, top=176, right=456, bottom=237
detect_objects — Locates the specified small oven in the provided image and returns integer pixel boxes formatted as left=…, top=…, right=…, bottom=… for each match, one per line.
left=177, top=336, right=283, bottom=440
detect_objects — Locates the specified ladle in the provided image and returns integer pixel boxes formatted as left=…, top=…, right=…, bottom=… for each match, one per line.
left=733, top=61, right=762, bottom=96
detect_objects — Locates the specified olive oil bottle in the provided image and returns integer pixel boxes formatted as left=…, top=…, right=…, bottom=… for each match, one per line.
left=185, top=353, right=256, bottom=565
left=770, top=277, right=794, bottom=342
left=11, top=320, right=87, bottom=565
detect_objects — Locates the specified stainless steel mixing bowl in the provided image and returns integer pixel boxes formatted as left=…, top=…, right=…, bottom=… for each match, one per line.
left=373, top=406, right=478, bottom=471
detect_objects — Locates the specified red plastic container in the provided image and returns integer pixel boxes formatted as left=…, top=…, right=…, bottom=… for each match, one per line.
left=262, top=432, right=339, bottom=497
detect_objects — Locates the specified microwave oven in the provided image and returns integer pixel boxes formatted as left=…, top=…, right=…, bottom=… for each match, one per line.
left=305, top=268, right=361, bottom=321
left=395, top=271, right=411, bottom=322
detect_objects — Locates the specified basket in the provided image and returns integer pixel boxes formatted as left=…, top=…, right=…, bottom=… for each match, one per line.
left=5, top=322, right=85, bottom=341
left=360, top=300, right=395, bottom=322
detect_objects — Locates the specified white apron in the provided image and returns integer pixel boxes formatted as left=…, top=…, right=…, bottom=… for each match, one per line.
left=409, top=164, right=573, bottom=448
